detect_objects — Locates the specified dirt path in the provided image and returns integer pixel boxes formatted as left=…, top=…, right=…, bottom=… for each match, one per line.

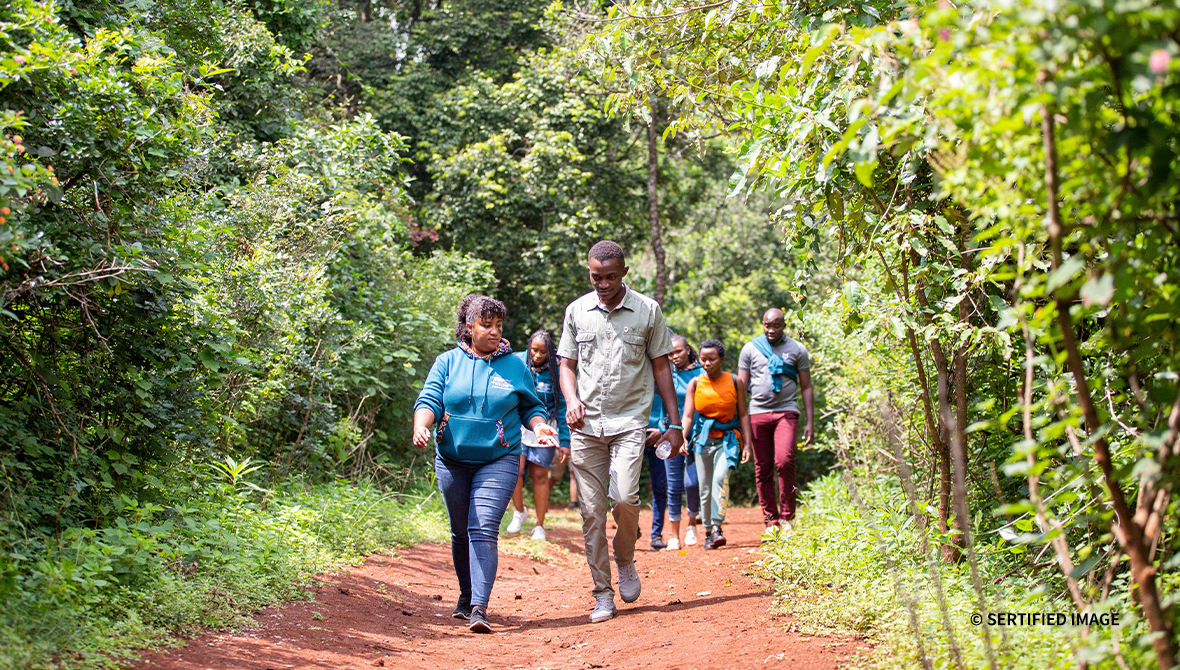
left=132, top=507, right=863, bottom=670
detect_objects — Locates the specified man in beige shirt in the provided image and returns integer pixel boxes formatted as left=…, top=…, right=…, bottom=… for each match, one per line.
left=557, top=241, right=684, bottom=623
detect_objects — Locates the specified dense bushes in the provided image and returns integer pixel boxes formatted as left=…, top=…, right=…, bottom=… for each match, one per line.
left=1, top=2, right=483, bottom=664
left=756, top=472, right=1163, bottom=669
left=0, top=0, right=487, bottom=530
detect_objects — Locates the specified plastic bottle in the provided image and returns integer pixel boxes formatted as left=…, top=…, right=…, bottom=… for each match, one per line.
left=655, top=439, right=673, bottom=460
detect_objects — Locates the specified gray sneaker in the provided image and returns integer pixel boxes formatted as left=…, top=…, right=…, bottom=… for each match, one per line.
left=589, top=593, right=617, bottom=623
left=617, top=561, right=641, bottom=603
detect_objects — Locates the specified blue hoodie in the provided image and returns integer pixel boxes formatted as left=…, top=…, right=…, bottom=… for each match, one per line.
left=415, top=342, right=548, bottom=466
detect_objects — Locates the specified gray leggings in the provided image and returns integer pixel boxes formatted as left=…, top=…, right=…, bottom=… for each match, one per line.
left=694, top=437, right=730, bottom=528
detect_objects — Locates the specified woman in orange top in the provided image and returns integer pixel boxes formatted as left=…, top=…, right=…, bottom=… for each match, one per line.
left=680, top=339, right=753, bottom=549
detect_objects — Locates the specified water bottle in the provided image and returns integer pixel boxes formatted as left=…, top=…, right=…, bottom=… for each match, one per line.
left=655, top=439, right=673, bottom=460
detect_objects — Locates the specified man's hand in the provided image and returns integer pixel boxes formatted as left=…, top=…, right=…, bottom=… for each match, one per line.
left=566, top=398, right=586, bottom=431
left=741, top=441, right=753, bottom=464
left=558, top=357, right=584, bottom=431
left=412, top=425, right=432, bottom=449
left=645, top=428, right=662, bottom=447
left=557, top=446, right=571, bottom=463
left=802, top=423, right=813, bottom=446
left=660, top=427, right=684, bottom=454
left=535, top=422, right=559, bottom=447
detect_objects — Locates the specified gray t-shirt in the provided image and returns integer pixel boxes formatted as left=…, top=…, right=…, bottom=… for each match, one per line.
left=738, top=336, right=811, bottom=414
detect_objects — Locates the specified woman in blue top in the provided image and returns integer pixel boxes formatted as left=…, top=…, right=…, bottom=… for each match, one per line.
left=669, top=336, right=704, bottom=547
left=643, top=334, right=703, bottom=550
left=506, top=330, right=571, bottom=541
left=413, top=295, right=559, bottom=633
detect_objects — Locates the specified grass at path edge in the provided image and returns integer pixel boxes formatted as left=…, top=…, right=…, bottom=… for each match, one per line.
left=1, top=478, right=449, bottom=670
left=752, top=473, right=1167, bottom=669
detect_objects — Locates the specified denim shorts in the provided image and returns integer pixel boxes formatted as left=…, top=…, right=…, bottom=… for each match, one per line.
left=523, top=445, right=556, bottom=468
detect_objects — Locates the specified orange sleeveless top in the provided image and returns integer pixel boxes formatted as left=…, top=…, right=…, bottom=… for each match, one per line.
left=693, top=372, right=739, bottom=439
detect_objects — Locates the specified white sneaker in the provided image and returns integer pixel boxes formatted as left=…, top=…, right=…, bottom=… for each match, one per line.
left=667, top=537, right=680, bottom=551
left=589, top=593, right=616, bottom=623
left=531, top=525, right=546, bottom=541
left=684, top=526, right=698, bottom=546
left=507, top=508, right=528, bottom=533
left=617, top=561, right=641, bottom=603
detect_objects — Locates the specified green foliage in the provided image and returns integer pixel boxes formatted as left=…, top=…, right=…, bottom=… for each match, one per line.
left=660, top=189, right=799, bottom=348
left=588, top=0, right=1180, bottom=665
left=425, top=51, right=649, bottom=341
left=0, top=472, right=447, bottom=669
left=756, top=473, right=1159, bottom=669
left=0, top=0, right=493, bottom=531
left=0, top=5, right=490, bottom=663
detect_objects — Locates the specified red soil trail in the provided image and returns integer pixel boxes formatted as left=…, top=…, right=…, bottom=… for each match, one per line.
left=132, top=507, right=862, bottom=670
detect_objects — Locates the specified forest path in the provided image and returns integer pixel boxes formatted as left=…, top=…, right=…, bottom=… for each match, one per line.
left=132, top=507, right=864, bottom=670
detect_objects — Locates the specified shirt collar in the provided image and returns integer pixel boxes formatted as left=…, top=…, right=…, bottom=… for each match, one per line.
left=588, top=284, right=634, bottom=313
left=458, top=338, right=512, bottom=362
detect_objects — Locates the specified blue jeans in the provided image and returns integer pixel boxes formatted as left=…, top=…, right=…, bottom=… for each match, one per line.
left=435, top=452, right=518, bottom=609
left=643, top=445, right=668, bottom=538
left=663, top=454, right=686, bottom=522
left=684, top=452, right=700, bottom=518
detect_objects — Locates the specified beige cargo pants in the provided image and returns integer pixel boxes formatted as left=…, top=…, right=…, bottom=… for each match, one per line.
left=570, top=428, right=645, bottom=598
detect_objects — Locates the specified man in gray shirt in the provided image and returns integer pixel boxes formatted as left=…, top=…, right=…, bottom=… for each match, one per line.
left=558, top=241, right=683, bottom=624
left=737, top=308, right=814, bottom=531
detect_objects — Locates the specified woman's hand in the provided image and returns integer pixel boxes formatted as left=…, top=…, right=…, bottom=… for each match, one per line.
left=645, top=428, right=662, bottom=447
left=412, top=408, right=436, bottom=449
left=533, top=421, right=559, bottom=447
left=557, top=446, right=571, bottom=463
left=412, top=425, right=432, bottom=449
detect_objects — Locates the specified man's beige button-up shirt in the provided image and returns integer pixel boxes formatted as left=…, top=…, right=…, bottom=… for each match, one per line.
left=557, top=285, right=674, bottom=437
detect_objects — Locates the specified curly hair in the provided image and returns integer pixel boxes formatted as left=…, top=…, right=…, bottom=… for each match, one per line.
left=699, top=338, right=725, bottom=359
left=454, top=294, right=507, bottom=343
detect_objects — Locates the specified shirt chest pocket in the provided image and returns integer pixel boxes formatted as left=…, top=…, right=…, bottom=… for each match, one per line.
left=576, top=331, right=596, bottom=362
left=621, top=333, right=645, bottom=364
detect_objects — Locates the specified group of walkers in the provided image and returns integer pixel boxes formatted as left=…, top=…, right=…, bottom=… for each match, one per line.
left=411, top=240, right=814, bottom=633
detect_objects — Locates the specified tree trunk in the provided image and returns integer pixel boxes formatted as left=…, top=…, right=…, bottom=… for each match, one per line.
left=915, top=280, right=966, bottom=563
left=953, top=220, right=971, bottom=476
left=646, top=93, right=667, bottom=306
left=1040, top=105, right=1177, bottom=669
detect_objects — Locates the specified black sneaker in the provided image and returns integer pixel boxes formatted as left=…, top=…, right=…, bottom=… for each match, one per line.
left=650, top=536, right=667, bottom=551
left=703, top=526, right=722, bottom=547
left=468, top=606, right=491, bottom=633
left=570, top=501, right=581, bottom=511
left=452, top=602, right=472, bottom=620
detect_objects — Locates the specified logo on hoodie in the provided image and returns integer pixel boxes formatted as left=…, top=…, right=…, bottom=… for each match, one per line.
left=489, top=373, right=515, bottom=391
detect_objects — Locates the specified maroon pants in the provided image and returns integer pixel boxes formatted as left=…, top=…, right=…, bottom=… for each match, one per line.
left=750, top=411, right=799, bottom=522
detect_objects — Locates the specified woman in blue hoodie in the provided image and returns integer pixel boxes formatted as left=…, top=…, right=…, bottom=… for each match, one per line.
left=413, top=295, right=558, bottom=633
